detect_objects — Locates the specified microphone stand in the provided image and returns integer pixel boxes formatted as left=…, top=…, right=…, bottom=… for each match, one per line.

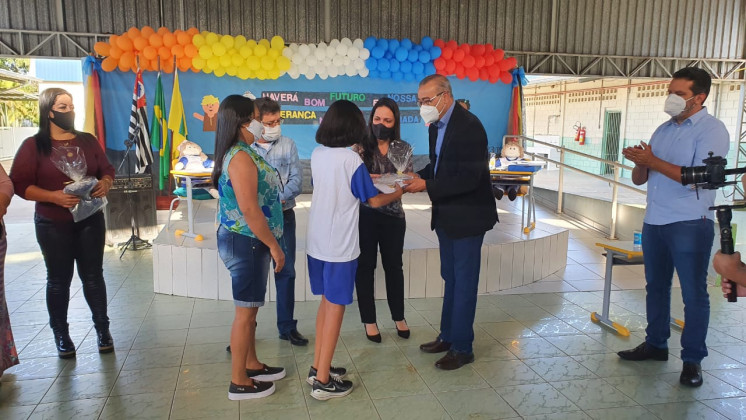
left=117, top=136, right=152, bottom=259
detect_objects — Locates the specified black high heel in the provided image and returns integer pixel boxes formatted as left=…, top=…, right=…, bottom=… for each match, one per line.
left=365, top=324, right=381, bottom=343
left=395, top=320, right=410, bottom=339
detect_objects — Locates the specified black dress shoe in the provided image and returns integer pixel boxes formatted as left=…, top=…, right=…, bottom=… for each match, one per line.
left=435, top=350, right=474, bottom=370
left=419, top=338, right=451, bottom=353
left=680, top=362, right=703, bottom=387
left=507, top=188, right=517, bottom=201
left=617, top=342, right=668, bottom=361
left=395, top=320, right=410, bottom=339
left=97, top=329, right=114, bottom=353
left=280, top=329, right=309, bottom=346
left=493, top=187, right=504, bottom=200
left=364, top=325, right=382, bottom=343
left=55, top=334, right=76, bottom=359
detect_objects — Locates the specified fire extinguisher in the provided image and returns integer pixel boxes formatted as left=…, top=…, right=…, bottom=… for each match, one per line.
left=578, top=127, right=586, bottom=145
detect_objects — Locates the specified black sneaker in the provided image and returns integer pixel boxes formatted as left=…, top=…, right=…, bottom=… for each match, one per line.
left=228, top=380, right=275, bottom=400
left=246, top=364, right=286, bottom=381
left=311, top=376, right=353, bottom=400
left=306, top=365, right=347, bottom=385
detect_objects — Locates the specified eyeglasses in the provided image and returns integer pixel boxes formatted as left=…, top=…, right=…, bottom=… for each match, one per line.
left=417, top=91, right=446, bottom=107
left=262, top=118, right=283, bottom=127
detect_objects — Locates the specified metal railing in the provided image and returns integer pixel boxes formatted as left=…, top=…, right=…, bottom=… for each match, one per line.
left=503, top=135, right=647, bottom=239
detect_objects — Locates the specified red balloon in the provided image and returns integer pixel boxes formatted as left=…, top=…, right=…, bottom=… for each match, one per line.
left=452, top=49, right=465, bottom=62
left=479, top=68, right=489, bottom=80
left=434, top=38, right=446, bottom=48
left=459, top=43, right=471, bottom=55
left=505, top=56, right=518, bottom=68
left=485, top=43, right=494, bottom=53
left=500, top=71, right=513, bottom=84
left=488, top=65, right=500, bottom=77
left=484, top=55, right=495, bottom=66
left=433, top=57, right=447, bottom=70
left=441, top=47, right=453, bottom=60
left=445, top=60, right=456, bottom=74
left=472, top=44, right=485, bottom=56
left=489, top=73, right=499, bottom=84
left=475, top=56, right=485, bottom=68
left=436, top=67, right=448, bottom=75
left=493, top=49, right=505, bottom=61
left=446, top=40, right=458, bottom=49
left=455, top=64, right=465, bottom=77
left=462, top=54, right=475, bottom=68
left=466, top=67, right=479, bottom=81
left=456, top=70, right=466, bottom=80
left=498, top=58, right=513, bottom=71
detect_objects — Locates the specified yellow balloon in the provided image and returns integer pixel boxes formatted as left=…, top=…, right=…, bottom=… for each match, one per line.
left=237, top=66, right=251, bottom=80
left=192, top=34, right=206, bottom=46
left=203, top=66, right=213, bottom=74
left=198, top=45, right=213, bottom=59
left=246, top=56, right=261, bottom=70
left=260, top=55, right=275, bottom=71
left=258, top=38, right=270, bottom=49
left=256, top=69, right=268, bottom=80
left=270, top=35, right=284, bottom=50
left=239, top=45, right=253, bottom=58
left=205, top=32, right=219, bottom=45
left=254, top=45, right=267, bottom=57
left=212, top=43, right=226, bottom=56
left=268, top=48, right=281, bottom=59
left=246, top=39, right=258, bottom=49
left=214, top=67, right=226, bottom=77
left=220, top=35, right=234, bottom=49
left=276, top=56, right=291, bottom=71
left=226, top=66, right=238, bottom=76
left=268, top=68, right=281, bottom=79
left=207, top=56, right=220, bottom=70
left=192, top=57, right=206, bottom=69
left=234, top=35, right=247, bottom=49
left=231, top=54, right=244, bottom=66
left=218, top=55, right=231, bottom=67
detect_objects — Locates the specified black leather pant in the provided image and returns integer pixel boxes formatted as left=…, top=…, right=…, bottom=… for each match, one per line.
left=35, top=211, right=109, bottom=335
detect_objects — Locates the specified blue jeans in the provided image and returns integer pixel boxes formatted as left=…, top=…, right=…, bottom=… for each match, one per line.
left=435, top=228, right=485, bottom=354
left=643, top=219, right=714, bottom=363
left=217, top=226, right=270, bottom=308
left=275, top=209, right=297, bottom=334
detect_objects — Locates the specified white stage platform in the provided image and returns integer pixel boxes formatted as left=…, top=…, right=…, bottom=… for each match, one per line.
left=153, top=193, right=569, bottom=301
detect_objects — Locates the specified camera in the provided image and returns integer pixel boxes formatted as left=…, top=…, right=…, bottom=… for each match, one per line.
left=680, top=152, right=728, bottom=189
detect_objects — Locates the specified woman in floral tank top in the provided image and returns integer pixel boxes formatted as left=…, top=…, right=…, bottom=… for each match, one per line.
left=212, top=95, right=286, bottom=401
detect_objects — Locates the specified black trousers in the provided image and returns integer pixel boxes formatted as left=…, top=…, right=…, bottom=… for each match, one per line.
left=35, top=211, right=109, bottom=335
left=355, top=206, right=406, bottom=324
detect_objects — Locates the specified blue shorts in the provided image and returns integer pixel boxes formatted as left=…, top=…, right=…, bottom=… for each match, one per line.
left=217, top=225, right=270, bottom=307
left=307, top=256, right=357, bottom=305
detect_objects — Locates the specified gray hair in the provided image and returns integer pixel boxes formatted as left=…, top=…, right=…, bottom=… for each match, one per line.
left=419, top=74, right=452, bottom=96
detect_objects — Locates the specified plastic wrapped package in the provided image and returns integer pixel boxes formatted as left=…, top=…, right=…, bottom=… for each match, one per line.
left=51, top=146, right=108, bottom=222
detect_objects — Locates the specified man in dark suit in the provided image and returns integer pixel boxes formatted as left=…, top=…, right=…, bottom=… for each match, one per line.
left=404, top=74, right=498, bottom=370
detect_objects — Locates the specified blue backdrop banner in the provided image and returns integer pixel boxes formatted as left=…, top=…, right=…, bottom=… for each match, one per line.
left=95, top=67, right=513, bottom=158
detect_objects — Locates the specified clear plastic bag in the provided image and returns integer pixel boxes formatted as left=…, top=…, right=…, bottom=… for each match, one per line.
left=387, top=141, right=413, bottom=175
left=51, top=146, right=107, bottom=222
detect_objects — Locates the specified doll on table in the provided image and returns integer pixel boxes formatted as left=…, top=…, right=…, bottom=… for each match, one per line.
left=493, top=139, right=529, bottom=201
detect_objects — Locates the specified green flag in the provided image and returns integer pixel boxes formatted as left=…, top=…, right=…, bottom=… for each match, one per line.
left=150, top=73, right=169, bottom=191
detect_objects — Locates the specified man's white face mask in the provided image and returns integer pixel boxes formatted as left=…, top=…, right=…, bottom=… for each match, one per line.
left=664, top=94, right=695, bottom=117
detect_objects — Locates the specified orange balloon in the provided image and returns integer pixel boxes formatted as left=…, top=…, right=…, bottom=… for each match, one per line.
left=93, top=42, right=111, bottom=56
left=118, top=59, right=131, bottom=72
left=157, top=27, right=170, bottom=36
left=162, top=59, right=174, bottom=73
left=127, top=27, right=141, bottom=39
left=143, top=46, right=158, bottom=60
left=177, top=57, right=191, bottom=72
left=176, top=31, right=192, bottom=46
left=133, top=37, right=148, bottom=51
left=171, top=44, right=184, bottom=58
left=184, top=44, right=198, bottom=58
left=141, top=26, right=155, bottom=38
left=109, top=34, right=120, bottom=45
left=187, top=27, right=199, bottom=36
left=149, top=33, right=163, bottom=48
left=101, top=56, right=118, bottom=72
left=116, top=35, right=133, bottom=51
left=190, top=65, right=200, bottom=73
left=120, top=51, right=135, bottom=68
left=158, top=46, right=172, bottom=60
left=162, top=32, right=176, bottom=48
left=109, top=45, right=123, bottom=59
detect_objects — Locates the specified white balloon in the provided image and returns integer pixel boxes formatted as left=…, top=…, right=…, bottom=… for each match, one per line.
left=305, top=55, right=318, bottom=67
left=346, top=46, right=359, bottom=59
left=318, top=71, right=328, bottom=80
left=298, top=44, right=310, bottom=57
left=341, top=37, right=353, bottom=47
left=345, top=64, right=357, bottom=77
left=289, top=43, right=299, bottom=52
left=289, top=68, right=300, bottom=79
left=291, top=53, right=304, bottom=64
left=359, top=48, right=370, bottom=60
left=314, top=48, right=326, bottom=61
left=353, top=58, right=365, bottom=70
left=332, top=55, right=345, bottom=67
left=308, top=44, right=316, bottom=53
left=282, top=47, right=294, bottom=58
left=336, top=43, right=348, bottom=56
left=325, top=47, right=336, bottom=59
left=329, top=39, right=340, bottom=48
left=327, top=65, right=339, bottom=78
left=305, top=71, right=316, bottom=80
left=343, top=56, right=351, bottom=66
left=353, top=38, right=364, bottom=49
left=358, top=67, right=369, bottom=77
left=297, top=63, right=309, bottom=75
left=318, top=41, right=327, bottom=49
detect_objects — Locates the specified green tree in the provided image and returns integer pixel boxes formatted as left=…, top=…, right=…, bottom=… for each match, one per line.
left=0, top=58, right=38, bottom=127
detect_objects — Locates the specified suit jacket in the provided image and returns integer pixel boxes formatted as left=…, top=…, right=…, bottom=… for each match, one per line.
left=417, top=103, right=498, bottom=239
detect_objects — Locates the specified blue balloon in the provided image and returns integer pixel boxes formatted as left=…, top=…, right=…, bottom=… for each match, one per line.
left=413, top=45, right=422, bottom=52
left=408, top=50, right=419, bottom=62
left=395, top=47, right=408, bottom=62
left=366, top=58, right=378, bottom=70
left=364, top=36, right=377, bottom=50
left=412, top=61, right=424, bottom=74
left=400, top=38, right=413, bottom=50
left=424, top=62, right=436, bottom=75
left=377, top=58, right=391, bottom=71
left=421, top=36, right=434, bottom=49
left=388, top=39, right=400, bottom=53
left=389, top=59, right=400, bottom=72
left=370, top=70, right=380, bottom=78
left=384, top=51, right=393, bottom=59
left=392, top=71, right=403, bottom=81
left=404, top=72, right=415, bottom=81
left=380, top=70, right=392, bottom=79
left=400, top=61, right=413, bottom=73
left=418, top=51, right=431, bottom=63
left=371, top=46, right=385, bottom=59
left=377, top=38, right=389, bottom=50
left=430, top=46, right=442, bottom=59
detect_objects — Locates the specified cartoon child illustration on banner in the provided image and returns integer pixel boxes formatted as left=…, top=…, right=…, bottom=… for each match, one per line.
left=192, top=95, right=219, bottom=132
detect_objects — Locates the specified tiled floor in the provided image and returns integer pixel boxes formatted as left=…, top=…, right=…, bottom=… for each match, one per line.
left=3, top=194, right=746, bottom=419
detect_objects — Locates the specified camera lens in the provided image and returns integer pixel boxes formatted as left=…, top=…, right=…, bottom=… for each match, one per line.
left=681, top=166, right=709, bottom=186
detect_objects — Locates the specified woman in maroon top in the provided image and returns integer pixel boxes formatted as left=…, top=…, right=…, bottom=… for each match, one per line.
left=10, top=88, right=115, bottom=359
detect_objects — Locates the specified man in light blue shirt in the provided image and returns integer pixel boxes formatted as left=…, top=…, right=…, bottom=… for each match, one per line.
left=251, top=98, right=307, bottom=345
left=619, top=67, right=730, bottom=388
